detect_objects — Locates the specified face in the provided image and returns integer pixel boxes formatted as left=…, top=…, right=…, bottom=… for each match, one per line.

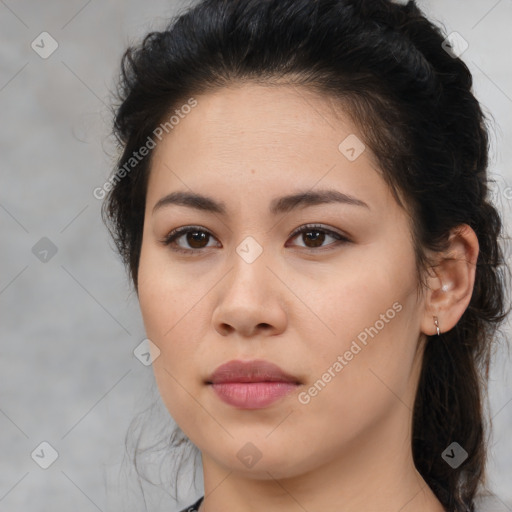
left=137, top=83, right=427, bottom=480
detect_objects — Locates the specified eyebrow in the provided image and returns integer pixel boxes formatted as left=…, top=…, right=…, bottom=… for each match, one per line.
left=152, top=189, right=370, bottom=216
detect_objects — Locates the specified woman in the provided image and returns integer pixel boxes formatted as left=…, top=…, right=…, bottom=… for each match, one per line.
left=103, top=0, right=511, bottom=510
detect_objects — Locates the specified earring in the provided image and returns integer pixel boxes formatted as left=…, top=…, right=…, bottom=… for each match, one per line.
left=433, top=316, right=440, bottom=336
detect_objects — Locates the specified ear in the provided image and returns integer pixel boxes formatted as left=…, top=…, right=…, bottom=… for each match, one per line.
left=420, top=224, right=479, bottom=336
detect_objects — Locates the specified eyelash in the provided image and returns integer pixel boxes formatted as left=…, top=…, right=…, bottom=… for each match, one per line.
left=161, top=224, right=351, bottom=255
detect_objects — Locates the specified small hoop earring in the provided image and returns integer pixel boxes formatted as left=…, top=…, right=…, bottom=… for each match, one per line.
left=433, top=316, right=440, bottom=336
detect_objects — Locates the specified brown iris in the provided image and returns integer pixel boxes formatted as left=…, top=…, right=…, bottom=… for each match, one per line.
left=302, top=229, right=325, bottom=248
left=187, top=231, right=209, bottom=249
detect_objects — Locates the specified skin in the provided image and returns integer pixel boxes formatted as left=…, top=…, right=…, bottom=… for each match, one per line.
left=137, top=83, right=479, bottom=512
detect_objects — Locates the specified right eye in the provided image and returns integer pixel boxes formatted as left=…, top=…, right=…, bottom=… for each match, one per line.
left=161, top=226, right=221, bottom=254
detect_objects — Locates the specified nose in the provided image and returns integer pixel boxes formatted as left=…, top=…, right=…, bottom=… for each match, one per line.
left=211, top=250, right=288, bottom=338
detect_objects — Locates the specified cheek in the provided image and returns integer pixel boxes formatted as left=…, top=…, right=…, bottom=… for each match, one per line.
left=137, top=242, right=201, bottom=339
left=300, top=256, right=420, bottom=410
left=137, top=244, right=212, bottom=416
left=138, top=274, right=201, bottom=429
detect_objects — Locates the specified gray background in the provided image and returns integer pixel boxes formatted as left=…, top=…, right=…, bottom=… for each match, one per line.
left=1, top=1, right=511, bottom=511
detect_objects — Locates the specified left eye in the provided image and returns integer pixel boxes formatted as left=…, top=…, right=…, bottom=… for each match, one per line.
left=287, top=224, right=350, bottom=249
left=161, top=224, right=350, bottom=254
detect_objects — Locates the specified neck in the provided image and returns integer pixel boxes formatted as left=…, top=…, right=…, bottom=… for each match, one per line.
left=198, top=406, right=446, bottom=512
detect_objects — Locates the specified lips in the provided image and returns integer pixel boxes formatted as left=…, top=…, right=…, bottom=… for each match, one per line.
left=206, top=359, right=301, bottom=385
left=206, top=359, right=301, bottom=409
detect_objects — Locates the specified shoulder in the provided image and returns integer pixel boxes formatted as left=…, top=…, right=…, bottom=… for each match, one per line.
left=178, top=496, right=204, bottom=512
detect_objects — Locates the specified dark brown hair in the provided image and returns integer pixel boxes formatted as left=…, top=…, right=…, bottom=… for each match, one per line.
left=103, top=0, right=512, bottom=509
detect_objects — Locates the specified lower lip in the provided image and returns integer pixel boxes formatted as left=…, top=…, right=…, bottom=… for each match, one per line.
left=209, top=382, right=299, bottom=409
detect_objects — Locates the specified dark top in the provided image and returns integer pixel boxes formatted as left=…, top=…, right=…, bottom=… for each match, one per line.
left=179, top=496, right=204, bottom=512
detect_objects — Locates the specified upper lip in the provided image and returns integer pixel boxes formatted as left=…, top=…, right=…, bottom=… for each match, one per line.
left=206, top=359, right=301, bottom=384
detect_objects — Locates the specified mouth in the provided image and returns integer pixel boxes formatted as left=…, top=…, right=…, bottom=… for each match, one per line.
left=206, top=359, right=301, bottom=409
left=206, top=359, right=301, bottom=385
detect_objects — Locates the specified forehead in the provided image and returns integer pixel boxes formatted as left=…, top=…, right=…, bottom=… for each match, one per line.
left=156, top=83, right=359, bottom=158
left=146, top=83, right=393, bottom=214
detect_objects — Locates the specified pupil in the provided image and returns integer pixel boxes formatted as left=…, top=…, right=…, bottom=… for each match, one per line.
left=305, top=230, right=324, bottom=247
left=188, top=231, right=207, bottom=248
